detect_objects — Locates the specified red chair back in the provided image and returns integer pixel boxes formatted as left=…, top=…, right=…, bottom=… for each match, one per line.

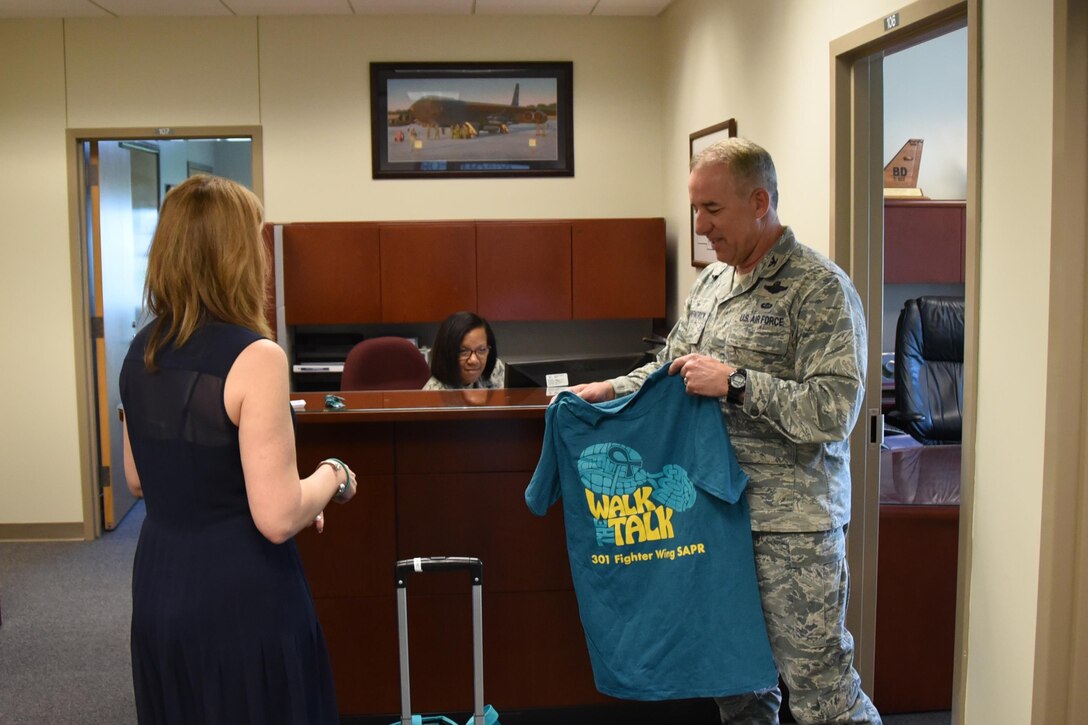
left=340, top=337, right=430, bottom=391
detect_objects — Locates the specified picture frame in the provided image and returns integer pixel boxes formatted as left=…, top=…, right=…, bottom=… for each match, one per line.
left=689, top=118, right=738, bottom=267
left=370, top=61, right=574, bottom=179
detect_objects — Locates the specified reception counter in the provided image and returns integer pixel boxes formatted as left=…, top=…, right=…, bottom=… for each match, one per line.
left=290, top=388, right=614, bottom=717
left=290, top=389, right=961, bottom=718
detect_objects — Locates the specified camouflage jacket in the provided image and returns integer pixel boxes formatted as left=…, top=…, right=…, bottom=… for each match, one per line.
left=610, top=228, right=867, bottom=532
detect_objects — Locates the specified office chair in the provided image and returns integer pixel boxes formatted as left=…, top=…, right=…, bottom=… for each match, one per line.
left=340, top=336, right=430, bottom=391
left=886, top=296, right=965, bottom=445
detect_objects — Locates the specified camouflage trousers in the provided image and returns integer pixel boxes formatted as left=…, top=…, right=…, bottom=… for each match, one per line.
left=716, top=527, right=882, bottom=724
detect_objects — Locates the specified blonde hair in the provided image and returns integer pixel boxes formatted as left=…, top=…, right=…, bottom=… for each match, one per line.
left=142, top=174, right=272, bottom=370
left=691, top=137, right=779, bottom=210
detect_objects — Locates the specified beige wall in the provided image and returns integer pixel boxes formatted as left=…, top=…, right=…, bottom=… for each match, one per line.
left=64, top=18, right=261, bottom=128
left=658, top=1, right=1065, bottom=724
left=0, top=15, right=665, bottom=527
left=659, top=0, right=875, bottom=320
left=968, top=1, right=1054, bottom=722
left=0, top=20, right=83, bottom=524
left=258, top=15, right=666, bottom=222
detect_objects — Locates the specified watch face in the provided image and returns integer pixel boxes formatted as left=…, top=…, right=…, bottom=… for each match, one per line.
left=730, top=371, right=746, bottom=389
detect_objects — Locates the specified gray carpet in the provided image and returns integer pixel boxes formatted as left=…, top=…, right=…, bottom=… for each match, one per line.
left=0, top=502, right=143, bottom=724
left=0, top=503, right=951, bottom=724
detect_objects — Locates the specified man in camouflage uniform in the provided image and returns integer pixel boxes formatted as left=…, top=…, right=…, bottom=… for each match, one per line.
left=572, top=138, right=881, bottom=724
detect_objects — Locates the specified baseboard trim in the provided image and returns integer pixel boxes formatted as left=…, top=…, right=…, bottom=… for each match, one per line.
left=0, top=521, right=86, bottom=541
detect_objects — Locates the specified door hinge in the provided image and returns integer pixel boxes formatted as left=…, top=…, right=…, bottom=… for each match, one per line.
left=99, top=465, right=111, bottom=488
left=90, top=316, right=104, bottom=338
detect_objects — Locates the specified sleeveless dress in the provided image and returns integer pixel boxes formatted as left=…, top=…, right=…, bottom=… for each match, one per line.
left=120, top=321, right=337, bottom=725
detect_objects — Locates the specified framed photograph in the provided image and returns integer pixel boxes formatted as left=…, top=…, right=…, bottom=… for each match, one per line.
left=370, top=61, right=574, bottom=179
left=689, top=118, right=737, bottom=267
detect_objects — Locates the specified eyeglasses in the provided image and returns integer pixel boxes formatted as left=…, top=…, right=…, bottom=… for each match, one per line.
left=458, top=346, right=491, bottom=360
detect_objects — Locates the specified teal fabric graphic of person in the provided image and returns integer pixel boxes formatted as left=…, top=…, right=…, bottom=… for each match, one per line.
left=578, top=443, right=696, bottom=546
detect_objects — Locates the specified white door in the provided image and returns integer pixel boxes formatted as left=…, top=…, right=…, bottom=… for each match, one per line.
left=90, top=140, right=150, bottom=529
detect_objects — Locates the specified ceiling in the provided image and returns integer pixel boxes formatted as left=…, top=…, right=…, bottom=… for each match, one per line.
left=0, top=0, right=674, bottom=19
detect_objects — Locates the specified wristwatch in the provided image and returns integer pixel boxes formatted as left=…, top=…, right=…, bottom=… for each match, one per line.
left=727, top=368, right=747, bottom=406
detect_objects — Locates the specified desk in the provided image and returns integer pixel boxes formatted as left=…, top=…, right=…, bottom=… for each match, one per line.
left=291, top=389, right=620, bottom=716
left=874, top=445, right=961, bottom=713
left=292, top=390, right=962, bottom=717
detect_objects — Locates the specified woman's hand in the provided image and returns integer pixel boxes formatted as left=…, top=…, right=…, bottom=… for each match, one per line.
left=333, top=464, right=358, bottom=504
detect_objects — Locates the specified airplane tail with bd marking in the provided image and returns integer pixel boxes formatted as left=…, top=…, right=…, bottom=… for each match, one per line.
left=884, top=138, right=926, bottom=198
left=884, top=138, right=923, bottom=187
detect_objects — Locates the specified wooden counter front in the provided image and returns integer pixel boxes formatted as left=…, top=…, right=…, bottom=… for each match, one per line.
left=292, top=389, right=614, bottom=716
left=874, top=445, right=961, bottom=714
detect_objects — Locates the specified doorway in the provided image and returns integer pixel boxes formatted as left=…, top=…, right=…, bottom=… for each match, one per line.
left=873, top=25, right=968, bottom=717
left=829, top=1, right=975, bottom=722
left=70, top=128, right=261, bottom=536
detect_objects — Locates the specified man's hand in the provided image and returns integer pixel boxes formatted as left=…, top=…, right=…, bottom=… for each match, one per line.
left=669, top=353, right=733, bottom=398
left=568, top=381, right=617, bottom=403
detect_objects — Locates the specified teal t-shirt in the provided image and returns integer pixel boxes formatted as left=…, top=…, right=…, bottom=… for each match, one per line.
left=525, top=365, right=778, bottom=700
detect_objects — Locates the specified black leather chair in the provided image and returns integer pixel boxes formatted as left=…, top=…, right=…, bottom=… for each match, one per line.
left=886, top=296, right=965, bottom=445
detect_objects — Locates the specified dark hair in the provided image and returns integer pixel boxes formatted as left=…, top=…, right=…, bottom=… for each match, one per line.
left=429, top=311, right=498, bottom=388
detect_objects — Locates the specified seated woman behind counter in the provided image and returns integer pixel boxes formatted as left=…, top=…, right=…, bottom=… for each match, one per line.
left=423, top=311, right=506, bottom=390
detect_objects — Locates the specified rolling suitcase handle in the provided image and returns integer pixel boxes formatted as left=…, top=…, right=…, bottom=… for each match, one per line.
left=394, top=557, right=496, bottom=725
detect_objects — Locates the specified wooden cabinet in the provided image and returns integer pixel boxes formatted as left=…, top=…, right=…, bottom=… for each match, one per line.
left=278, top=217, right=665, bottom=325
left=261, top=224, right=278, bottom=335
left=290, top=393, right=728, bottom=719
left=874, top=444, right=962, bottom=713
left=293, top=421, right=397, bottom=713
left=476, top=221, right=572, bottom=321
left=572, top=218, right=667, bottom=319
left=282, top=222, right=381, bottom=324
left=884, top=200, right=966, bottom=284
left=379, top=222, right=476, bottom=322
left=293, top=407, right=608, bottom=714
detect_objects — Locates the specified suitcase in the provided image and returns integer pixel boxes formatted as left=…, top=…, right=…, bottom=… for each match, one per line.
left=391, top=556, right=501, bottom=725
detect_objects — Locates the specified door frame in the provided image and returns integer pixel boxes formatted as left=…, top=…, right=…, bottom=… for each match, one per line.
left=66, top=125, right=264, bottom=539
left=829, top=0, right=975, bottom=717
left=1032, top=0, right=1088, bottom=719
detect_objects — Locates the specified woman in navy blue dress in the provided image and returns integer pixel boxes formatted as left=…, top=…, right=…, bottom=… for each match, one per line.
left=120, top=175, right=357, bottom=724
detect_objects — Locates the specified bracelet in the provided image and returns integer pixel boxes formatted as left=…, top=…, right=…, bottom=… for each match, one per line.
left=319, top=458, right=350, bottom=499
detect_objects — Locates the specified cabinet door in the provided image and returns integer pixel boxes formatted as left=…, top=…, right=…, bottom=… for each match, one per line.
left=282, top=222, right=381, bottom=324
left=572, top=218, right=666, bottom=319
left=380, top=222, right=476, bottom=322
left=477, top=221, right=572, bottom=321
left=884, top=201, right=965, bottom=284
